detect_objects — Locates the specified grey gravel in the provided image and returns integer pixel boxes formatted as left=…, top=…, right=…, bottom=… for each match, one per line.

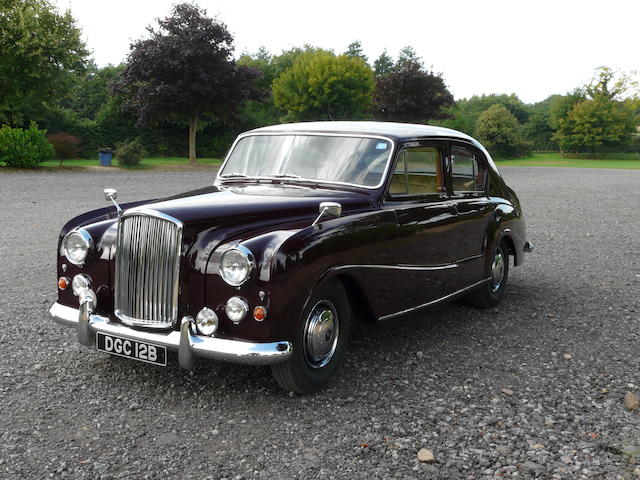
left=0, top=166, right=639, bottom=479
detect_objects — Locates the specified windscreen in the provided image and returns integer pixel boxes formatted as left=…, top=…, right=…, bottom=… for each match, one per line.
left=220, top=134, right=393, bottom=187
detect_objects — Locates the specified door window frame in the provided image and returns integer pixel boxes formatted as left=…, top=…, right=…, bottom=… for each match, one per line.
left=383, top=140, right=448, bottom=204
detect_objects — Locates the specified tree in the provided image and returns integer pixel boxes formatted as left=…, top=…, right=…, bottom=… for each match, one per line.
left=395, top=46, right=422, bottom=71
left=115, top=3, right=258, bottom=163
left=373, top=50, right=394, bottom=77
left=372, top=55, right=454, bottom=123
left=345, top=40, right=368, bottom=63
left=237, top=46, right=326, bottom=128
left=272, top=51, right=374, bottom=121
left=62, top=63, right=124, bottom=120
left=585, top=66, right=638, bottom=100
left=548, top=90, right=585, bottom=131
left=552, top=68, right=639, bottom=153
left=0, top=0, right=89, bottom=123
left=443, top=94, right=529, bottom=134
left=522, top=95, right=561, bottom=151
left=476, top=104, right=530, bottom=158
left=553, top=97, right=637, bottom=153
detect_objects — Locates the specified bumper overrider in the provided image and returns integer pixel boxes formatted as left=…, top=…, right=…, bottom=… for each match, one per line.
left=49, top=301, right=293, bottom=367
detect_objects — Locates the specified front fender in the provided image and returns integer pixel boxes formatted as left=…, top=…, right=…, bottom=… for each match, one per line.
left=267, top=209, right=398, bottom=336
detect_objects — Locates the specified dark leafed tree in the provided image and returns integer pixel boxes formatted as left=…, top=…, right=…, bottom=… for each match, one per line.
left=373, top=54, right=454, bottom=124
left=373, top=50, right=394, bottom=77
left=395, top=46, right=421, bottom=70
left=115, top=3, right=258, bottom=163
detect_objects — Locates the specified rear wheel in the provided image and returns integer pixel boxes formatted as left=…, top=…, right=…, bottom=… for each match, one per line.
left=271, top=280, right=350, bottom=394
left=468, top=240, right=509, bottom=308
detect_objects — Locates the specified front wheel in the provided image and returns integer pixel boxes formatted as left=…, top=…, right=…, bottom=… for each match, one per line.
left=468, top=240, right=510, bottom=308
left=271, top=280, right=350, bottom=394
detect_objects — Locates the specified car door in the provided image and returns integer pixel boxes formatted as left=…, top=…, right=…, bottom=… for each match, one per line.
left=447, top=142, right=494, bottom=282
left=374, top=141, right=460, bottom=318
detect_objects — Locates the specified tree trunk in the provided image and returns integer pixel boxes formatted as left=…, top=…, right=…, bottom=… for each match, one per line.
left=188, top=115, right=198, bottom=165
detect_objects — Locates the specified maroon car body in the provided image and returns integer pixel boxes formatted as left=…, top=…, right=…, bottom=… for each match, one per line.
left=50, top=122, right=532, bottom=393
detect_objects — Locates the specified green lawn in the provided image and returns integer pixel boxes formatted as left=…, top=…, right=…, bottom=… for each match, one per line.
left=36, top=156, right=223, bottom=169
left=495, top=152, right=640, bottom=170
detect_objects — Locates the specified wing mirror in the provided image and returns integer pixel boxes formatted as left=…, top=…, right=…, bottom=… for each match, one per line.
left=104, top=188, right=122, bottom=214
left=311, top=201, right=342, bottom=227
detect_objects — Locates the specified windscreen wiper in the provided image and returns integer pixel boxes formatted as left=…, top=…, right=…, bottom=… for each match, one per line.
left=219, top=173, right=249, bottom=178
left=266, top=173, right=302, bottom=178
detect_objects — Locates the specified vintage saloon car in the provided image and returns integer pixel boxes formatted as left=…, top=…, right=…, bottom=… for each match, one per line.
left=50, top=122, right=532, bottom=394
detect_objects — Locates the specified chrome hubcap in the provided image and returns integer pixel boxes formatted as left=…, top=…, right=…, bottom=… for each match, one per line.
left=303, top=301, right=339, bottom=369
left=491, top=248, right=505, bottom=292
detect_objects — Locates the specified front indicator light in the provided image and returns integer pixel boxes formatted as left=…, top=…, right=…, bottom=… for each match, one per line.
left=226, top=297, right=249, bottom=324
left=196, top=307, right=219, bottom=336
left=58, top=277, right=69, bottom=290
left=253, top=306, right=267, bottom=321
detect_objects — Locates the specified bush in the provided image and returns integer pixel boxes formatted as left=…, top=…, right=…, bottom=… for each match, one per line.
left=114, top=137, right=146, bottom=166
left=48, top=132, right=81, bottom=165
left=0, top=123, right=55, bottom=167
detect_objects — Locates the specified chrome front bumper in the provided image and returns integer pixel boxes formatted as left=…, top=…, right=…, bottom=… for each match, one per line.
left=49, top=302, right=293, bottom=367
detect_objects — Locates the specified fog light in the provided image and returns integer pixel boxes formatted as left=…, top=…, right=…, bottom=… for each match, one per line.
left=253, top=306, right=267, bottom=322
left=72, top=274, right=91, bottom=296
left=225, top=297, right=249, bottom=324
left=58, top=277, right=69, bottom=290
left=196, top=307, right=218, bottom=336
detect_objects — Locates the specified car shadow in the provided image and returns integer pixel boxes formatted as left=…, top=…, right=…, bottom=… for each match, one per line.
left=89, top=274, right=560, bottom=400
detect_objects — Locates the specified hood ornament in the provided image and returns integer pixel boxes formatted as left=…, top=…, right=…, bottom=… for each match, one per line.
left=104, top=188, right=122, bottom=215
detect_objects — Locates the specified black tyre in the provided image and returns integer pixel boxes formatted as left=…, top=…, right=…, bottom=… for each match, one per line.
left=468, top=240, right=510, bottom=308
left=271, top=280, right=350, bottom=394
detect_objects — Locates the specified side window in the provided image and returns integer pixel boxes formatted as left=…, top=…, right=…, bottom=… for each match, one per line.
left=451, top=146, right=487, bottom=193
left=389, top=146, right=444, bottom=196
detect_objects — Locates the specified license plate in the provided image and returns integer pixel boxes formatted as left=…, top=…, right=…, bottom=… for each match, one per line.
left=96, top=332, right=167, bottom=366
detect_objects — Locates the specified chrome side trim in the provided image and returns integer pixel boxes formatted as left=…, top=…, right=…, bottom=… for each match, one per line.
left=329, top=263, right=458, bottom=273
left=378, top=278, right=491, bottom=321
left=49, top=303, right=293, bottom=366
left=216, top=132, right=397, bottom=190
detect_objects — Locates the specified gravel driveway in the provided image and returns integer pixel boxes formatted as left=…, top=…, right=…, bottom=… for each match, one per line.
left=1, top=166, right=639, bottom=479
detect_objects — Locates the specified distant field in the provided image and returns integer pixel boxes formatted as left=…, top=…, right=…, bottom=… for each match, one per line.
left=496, top=152, right=640, bottom=170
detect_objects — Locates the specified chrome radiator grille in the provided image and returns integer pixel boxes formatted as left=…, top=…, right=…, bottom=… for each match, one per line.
left=114, top=211, right=183, bottom=328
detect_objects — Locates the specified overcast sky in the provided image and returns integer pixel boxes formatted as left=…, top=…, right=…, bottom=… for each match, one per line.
left=53, top=0, right=639, bottom=104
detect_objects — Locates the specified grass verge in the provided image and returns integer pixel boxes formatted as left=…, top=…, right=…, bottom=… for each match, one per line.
left=496, top=152, right=640, bottom=170
left=1, top=157, right=223, bottom=170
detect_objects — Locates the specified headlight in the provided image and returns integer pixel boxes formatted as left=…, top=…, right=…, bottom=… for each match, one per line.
left=219, top=246, right=255, bottom=286
left=196, top=307, right=219, bottom=336
left=63, top=229, right=93, bottom=266
left=226, top=297, right=249, bottom=324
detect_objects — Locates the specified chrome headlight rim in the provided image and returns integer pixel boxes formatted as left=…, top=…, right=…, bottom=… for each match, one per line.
left=62, top=228, right=93, bottom=266
left=219, top=245, right=256, bottom=287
